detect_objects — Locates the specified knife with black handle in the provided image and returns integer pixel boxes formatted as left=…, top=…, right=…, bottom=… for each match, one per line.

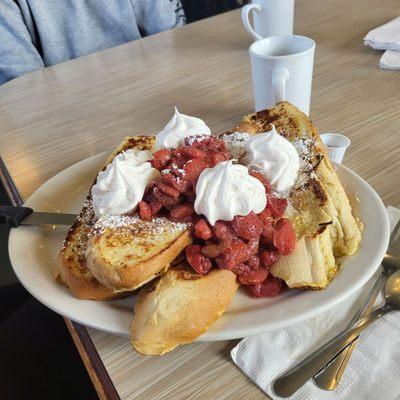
left=0, top=206, right=76, bottom=227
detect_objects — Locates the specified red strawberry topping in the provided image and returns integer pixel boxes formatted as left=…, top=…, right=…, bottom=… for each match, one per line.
left=138, top=133, right=296, bottom=298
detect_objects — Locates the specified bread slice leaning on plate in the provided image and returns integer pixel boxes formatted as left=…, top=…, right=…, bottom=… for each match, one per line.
left=58, top=136, right=191, bottom=300
left=131, top=266, right=238, bottom=355
left=225, top=101, right=363, bottom=289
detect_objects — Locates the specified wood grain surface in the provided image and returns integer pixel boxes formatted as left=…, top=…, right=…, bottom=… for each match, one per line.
left=0, top=0, right=399, bottom=398
left=65, top=320, right=121, bottom=400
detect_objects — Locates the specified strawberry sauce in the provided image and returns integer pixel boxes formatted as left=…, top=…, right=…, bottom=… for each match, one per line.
left=141, top=135, right=296, bottom=297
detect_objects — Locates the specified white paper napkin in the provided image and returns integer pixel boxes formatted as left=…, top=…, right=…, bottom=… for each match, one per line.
left=364, top=17, right=400, bottom=51
left=231, top=206, right=400, bottom=400
left=380, top=50, right=400, bottom=71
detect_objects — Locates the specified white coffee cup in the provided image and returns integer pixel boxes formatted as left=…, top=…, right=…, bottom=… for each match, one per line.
left=249, top=35, right=315, bottom=115
left=242, top=0, right=294, bottom=41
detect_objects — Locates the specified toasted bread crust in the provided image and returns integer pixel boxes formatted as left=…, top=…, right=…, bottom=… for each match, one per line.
left=58, top=256, right=124, bottom=300
left=86, top=230, right=192, bottom=290
left=315, top=157, right=363, bottom=256
left=131, top=267, right=239, bottom=355
left=59, top=209, right=131, bottom=300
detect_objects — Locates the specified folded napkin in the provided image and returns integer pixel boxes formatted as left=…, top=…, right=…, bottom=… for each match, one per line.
left=380, top=50, right=400, bottom=71
left=231, top=206, right=400, bottom=400
left=364, top=17, right=400, bottom=51
left=364, top=17, right=400, bottom=70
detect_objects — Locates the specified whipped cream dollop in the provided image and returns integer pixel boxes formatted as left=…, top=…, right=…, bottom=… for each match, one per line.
left=194, top=160, right=267, bottom=225
left=92, top=149, right=160, bottom=217
left=155, top=107, right=211, bottom=149
left=242, top=125, right=300, bottom=192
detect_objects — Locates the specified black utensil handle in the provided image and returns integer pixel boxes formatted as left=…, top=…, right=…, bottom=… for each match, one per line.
left=0, top=205, right=33, bottom=227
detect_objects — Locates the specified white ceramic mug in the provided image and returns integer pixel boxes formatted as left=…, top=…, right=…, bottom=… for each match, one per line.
left=242, top=0, right=294, bottom=41
left=249, top=35, right=315, bottom=115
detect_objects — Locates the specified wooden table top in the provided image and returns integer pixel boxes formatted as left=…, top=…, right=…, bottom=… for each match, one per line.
left=1, top=0, right=400, bottom=398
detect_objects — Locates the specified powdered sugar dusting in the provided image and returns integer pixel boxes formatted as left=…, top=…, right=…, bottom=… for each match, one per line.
left=185, top=134, right=210, bottom=146
left=293, top=138, right=317, bottom=173
left=273, top=137, right=318, bottom=199
left=161, top=166, right=186, bottom=184
left=222, top=131, right=250, bottom=159
left=292, top=137, right=319, bottom=190
left=91, top=214, right=188, bottom=236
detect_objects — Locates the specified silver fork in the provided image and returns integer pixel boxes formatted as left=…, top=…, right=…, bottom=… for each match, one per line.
left=314, top=218, right=400, bottom=390
left=274, top=219, right=400, bottom=398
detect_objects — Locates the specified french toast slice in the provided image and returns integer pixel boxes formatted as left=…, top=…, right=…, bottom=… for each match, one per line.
left=131, top=265, right=238, bottom=355
left=86, top=215, right=191, bottom=290
left=222, top=101, right=362, bottom=289
left=58, top=136, right=191, bottom=300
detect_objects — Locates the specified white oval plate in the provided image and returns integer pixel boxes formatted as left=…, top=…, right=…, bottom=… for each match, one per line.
left=8, top=153, right=390, bottom=340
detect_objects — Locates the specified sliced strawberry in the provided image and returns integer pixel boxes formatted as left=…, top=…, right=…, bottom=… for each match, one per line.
left=181, top=147, right=206, bottom=160
left=213, top=221, right=235, bottom=241
left=201, top=243, right=222, bottom=258
left=186, top=244, right=212, bottom=275
left=231, top=263, right=251, bottom=276
left=184, top=158, right=208, bottom=184
left=247, top=276, right=284, bottom=297
left=249, top=170, right=272, bottom=193
left=149, top=200, right=162, bottom=215
left=217, top=239, right=232, bottom=254
left=153, top=149, right=171, bottom=170
left=216, top=239, right=250, bottom=270
left=247, top=237, right=259, bottom=255
left=259, top=249, right=278, bottom=268
left=209, top=152, right=228, bottom=166
left=249, top=170, right=265, bottom=184
left=267, top=195, right=287, bottom=218
left=138, top=201, right=152, bottom=220
left=258, top=208, right=273, bottom=225
left=169, top=158, right=186, bottom=170
left=161, top=173, right=190, bottom=193
left=156, top=181, right=180, bottom=198
left=246, top=255, right=260, bottom=270
left=231, top=212, right=263, bottom=240
left=194, top=219, right=213, bottom=240
left=239, top=268, right=269, bottom=285
left=274, top=218, right=296, bottom=255
left=261, top=222, right=275, bottom=245
left=169, top=164, right=185, bottom=177
left=170, top=203, right=194, bottom=221
left=151, top=186, right=180, bottom=207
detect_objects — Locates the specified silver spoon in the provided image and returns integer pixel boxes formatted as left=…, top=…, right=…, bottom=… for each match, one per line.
left=273, top=269, right=400, bottom=398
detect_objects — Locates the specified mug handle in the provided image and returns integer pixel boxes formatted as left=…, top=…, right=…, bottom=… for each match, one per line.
left=241, top=4, right=263, bottom=41
left=272, top=69, right=289, bottom=104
